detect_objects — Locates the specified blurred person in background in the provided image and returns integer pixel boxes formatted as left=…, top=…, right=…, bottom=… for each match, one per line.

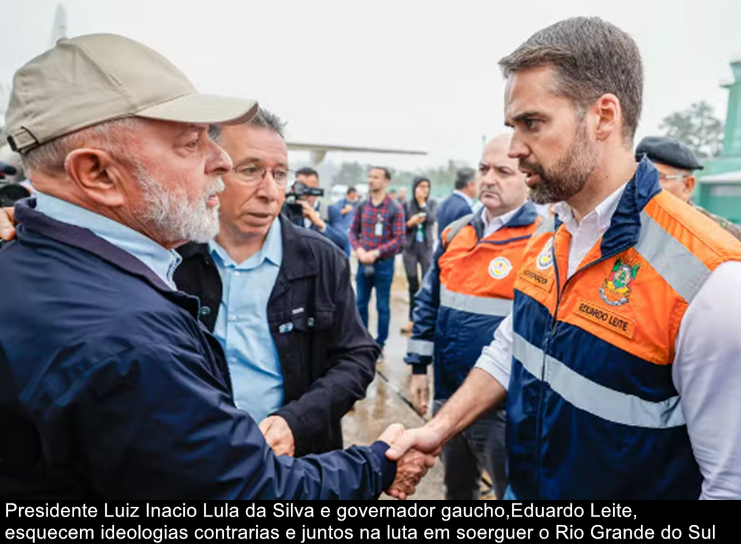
left=437, top=167, right=478, bottom=238
left=637, top=136, right=741, bottom=241
left=349, top=167, right=405, bottom=360
left=401, top=176, right=437, bottom=334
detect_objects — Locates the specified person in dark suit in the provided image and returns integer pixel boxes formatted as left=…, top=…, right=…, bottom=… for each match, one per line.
left=437, top=167, right=478, bottom=239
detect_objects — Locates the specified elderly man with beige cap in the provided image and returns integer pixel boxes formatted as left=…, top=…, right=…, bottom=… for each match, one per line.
left=0, top=34, right=431, bottom=500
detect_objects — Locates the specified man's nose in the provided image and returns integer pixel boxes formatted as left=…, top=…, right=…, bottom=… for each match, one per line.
left=255, top=172, right=282, bottom=200
left=508, top=133, right=529, bottom=159
left=207, top=140, right=233, bottom=177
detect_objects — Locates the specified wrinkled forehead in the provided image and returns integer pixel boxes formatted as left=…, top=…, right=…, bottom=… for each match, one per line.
left=219, top=124, right=288, bottom=166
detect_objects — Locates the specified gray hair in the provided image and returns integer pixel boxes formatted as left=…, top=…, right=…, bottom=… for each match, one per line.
left=21, top=117, right=146, bottom=175
left=208, top=108, right=286, bottom=143
left=499, top=17, right=643, bottom=142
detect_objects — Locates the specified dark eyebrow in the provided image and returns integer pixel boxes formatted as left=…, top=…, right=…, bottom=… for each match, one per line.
left=511, top=111, right=543, bottom=123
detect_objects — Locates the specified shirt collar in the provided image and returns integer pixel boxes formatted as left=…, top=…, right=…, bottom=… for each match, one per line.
left=209, top=216, right=283, bottom=269
left=454, top=190, right=475, bottom=208
left=34, top=191, right=182, bottom=289
left=554, top=182, right=629, bottom=237
left=480, top=204, right=524, bottom=230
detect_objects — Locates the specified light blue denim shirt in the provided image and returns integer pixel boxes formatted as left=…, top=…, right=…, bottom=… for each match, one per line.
left=34, top=192, right=182, bottom=288
left=209, top=219, right=284, bottom=423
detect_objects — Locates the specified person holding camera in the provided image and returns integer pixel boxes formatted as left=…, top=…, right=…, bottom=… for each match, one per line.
left=401, top=176, right=437, bottom=334
left=289, top=167, right=349, bottom=254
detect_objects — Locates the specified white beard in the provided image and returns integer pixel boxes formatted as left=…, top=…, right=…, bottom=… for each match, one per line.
left=135, top=166, right=224, bottom=244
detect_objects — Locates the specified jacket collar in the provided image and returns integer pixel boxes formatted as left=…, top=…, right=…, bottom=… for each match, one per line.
left=177, top=214, right=319, bottom=286
left=551, top=156, right=662, bottom=257
left=14, top=199, right=200, bottom=315
left=601, top=156, right=662, bottom=256
left=471, top=200, right=540, bottom=240
left=15, top=198, right=174, bottom=293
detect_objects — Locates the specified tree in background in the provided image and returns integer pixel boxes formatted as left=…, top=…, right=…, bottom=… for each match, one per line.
left=659, top=101, right=725, bottom=159
left=332, top=161, right=366, bottom=187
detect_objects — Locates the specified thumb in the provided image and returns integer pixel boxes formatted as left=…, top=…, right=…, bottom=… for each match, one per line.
left=259, top=417, right=275, bottom=436
left=385, top=428, right=418, bottom=461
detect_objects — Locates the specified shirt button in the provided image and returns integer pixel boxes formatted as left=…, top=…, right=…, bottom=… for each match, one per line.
left=230, top=357, right=238, bottom=364
left=234, top=271, right=241, bottom=277
left=229, top=314, right=238, bottom=322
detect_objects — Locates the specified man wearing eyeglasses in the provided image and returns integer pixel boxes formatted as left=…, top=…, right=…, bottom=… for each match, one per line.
left=637, top=136, right=741, bottom=241
left=174, top=109, right=379, bottom=458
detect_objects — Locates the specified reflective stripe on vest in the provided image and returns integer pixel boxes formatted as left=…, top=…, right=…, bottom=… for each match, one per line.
left=407, top=339, right=434, bottom=357
left=513, top=333, right=686, bottom=429
left=636, top=211, right=712, bottom=304
left=440, top=285, right=513, bottom=317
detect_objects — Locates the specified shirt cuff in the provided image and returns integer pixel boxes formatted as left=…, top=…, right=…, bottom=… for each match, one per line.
left=369, top=441, right=397, bottom=491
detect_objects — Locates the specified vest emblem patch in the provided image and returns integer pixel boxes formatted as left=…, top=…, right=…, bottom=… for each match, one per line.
left=599, top=258, right=641, bottom=306
left=536, top=238, right=554, bottom=270
left=489, top=257, right=513, bottom=280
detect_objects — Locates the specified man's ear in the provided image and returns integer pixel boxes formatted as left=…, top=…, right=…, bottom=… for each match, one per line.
left=683, top=175, right=696, bottom=201
left=64, top=149, right=127, bottom=207
left=593, top=93, right=621, bottom=143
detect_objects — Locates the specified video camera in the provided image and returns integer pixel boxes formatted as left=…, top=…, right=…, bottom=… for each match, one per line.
left=284, top=181, right=324, bottom=225
left=0, top=161, right=30, bottom=208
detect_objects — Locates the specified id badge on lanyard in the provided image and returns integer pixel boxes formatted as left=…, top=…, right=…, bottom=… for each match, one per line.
left=374, top=214, right=384, bottom=237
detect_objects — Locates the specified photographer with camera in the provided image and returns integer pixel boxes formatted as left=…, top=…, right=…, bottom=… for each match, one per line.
left=283, top=167, right=349, bottom=254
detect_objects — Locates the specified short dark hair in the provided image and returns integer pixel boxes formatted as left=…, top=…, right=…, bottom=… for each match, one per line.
left=296, top=167, right=319, bottom=178
left=371, top=166, right=391, bottom=181
left=208, top=107, right=287, bottom=142
left=498, top=17, right=643, bottom=141
left=347, top=186, right=357, bottom=195
left=454, top=167, right=476, bottom=190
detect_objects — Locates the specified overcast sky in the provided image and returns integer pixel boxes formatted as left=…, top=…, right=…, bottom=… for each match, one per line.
left=2, top=0, right=740, bottom=169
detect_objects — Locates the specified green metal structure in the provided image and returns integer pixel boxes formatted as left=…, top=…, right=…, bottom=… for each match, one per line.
left=697, top=60, right=741, bottom=223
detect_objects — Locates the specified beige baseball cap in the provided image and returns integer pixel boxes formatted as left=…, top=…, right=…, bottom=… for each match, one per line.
left=5, top=34, right=258, bottom=154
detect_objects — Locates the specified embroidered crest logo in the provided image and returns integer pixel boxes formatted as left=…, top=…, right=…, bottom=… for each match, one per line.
left=599, top=258, right=641, bottom=306
left=489, top=257, right=513, bottom=280
left=536, top=238, right=554, bottom=270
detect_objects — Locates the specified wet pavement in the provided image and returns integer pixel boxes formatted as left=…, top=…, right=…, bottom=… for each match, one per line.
left=341, top=257, right=495, bottom=501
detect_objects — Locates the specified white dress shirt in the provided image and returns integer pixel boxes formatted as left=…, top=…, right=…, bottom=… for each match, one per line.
left=481, top=204, right=525, bottom=239
left=475, top=186, right=741, bottom=500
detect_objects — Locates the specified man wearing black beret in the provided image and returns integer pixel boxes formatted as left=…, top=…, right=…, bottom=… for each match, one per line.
left=637, top=136, right=741, bottom=240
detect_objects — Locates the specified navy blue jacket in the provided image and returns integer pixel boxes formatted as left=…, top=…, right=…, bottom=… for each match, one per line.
left=437, top=193, right=473, bottom=240
left=0, top=199, right=394, bottom=499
